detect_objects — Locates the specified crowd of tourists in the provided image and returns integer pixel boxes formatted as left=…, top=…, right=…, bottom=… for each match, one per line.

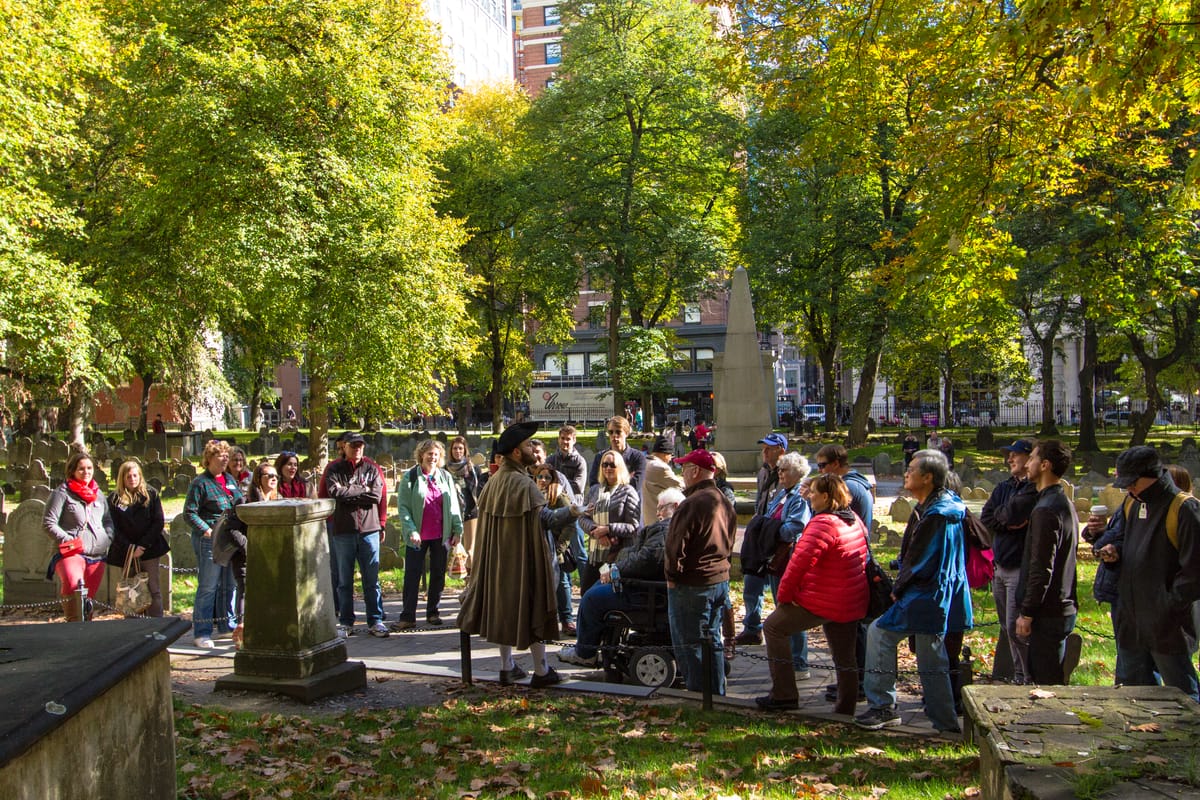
left=41, top=418, right=1200, bottom=729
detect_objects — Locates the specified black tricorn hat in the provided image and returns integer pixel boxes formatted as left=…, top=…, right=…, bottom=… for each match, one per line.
left=495, top=421, right=540, bottom=457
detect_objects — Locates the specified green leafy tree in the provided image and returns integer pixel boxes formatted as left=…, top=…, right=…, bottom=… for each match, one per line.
left=85, top=0, right=471, bottom=463
left=521, top=0, right=743, bottom=418
left=437, top=84, right=578, bottom=433
left=0, top=0, right=111, bottom=436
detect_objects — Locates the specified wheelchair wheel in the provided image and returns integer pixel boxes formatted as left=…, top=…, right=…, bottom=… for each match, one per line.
left=629, top=647, right=676, bottom=688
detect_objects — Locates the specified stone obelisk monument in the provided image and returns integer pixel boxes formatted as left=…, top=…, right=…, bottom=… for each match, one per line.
left=712, top=266, right=776, bottom=473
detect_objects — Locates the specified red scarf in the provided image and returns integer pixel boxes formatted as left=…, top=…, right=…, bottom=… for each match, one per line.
left=67, top=479, right=99, bottom=504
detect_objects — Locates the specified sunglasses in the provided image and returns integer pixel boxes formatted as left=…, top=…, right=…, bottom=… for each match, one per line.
left=280, top=450, right=297, bottom=458
left=601, top=462, right=618, bottom=468
left=816, top=461, right=828, bottom=469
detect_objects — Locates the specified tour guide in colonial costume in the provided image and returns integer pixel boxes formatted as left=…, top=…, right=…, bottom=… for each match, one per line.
left=457, top=421, right=581, bottom=687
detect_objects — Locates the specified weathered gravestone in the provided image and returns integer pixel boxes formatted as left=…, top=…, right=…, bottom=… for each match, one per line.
left=974, top=426, right=995, bottom=451
left=172, top=473, right=192, bottom=496
left=888, top=496, right=913, bottom=525
left=248, top=437, right=269, bottom=457
left=142, top=456, right=169, bottom=489
left=292, top=431, right=308, bottom=454
left=168, top=514, right=197, bottom=569
left=871, top=453, right=892, bottom=479
left=11, top=436, right=33, bottom=468
left=2, top=498, right=55, bottom=605
left=21, top=459, right=50, bottom=499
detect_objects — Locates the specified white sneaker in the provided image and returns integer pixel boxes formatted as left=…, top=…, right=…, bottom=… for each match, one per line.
left=557, top=645, right=598, bottom=667
left=193, top=636, right=215, bottom=649
left=368, top=622, right=390, bottom=638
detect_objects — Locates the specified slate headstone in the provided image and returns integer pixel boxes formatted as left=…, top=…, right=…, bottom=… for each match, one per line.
left=2, top=498, right=55, bottom=604
left=168, top=515, right=197, bottom=569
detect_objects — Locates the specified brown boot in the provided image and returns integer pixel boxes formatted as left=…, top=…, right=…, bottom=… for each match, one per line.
left=61, top=595, right=83, bottom=622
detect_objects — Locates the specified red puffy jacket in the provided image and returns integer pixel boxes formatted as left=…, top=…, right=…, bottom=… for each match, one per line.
left=777, top=510, right=869, bottom=623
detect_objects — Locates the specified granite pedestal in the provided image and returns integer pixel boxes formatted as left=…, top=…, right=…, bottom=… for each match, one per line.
left=215, top=498, right=366, bottom=701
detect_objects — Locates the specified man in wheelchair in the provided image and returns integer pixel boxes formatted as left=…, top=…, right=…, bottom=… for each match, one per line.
left=558, top=488, right=685, bottom=670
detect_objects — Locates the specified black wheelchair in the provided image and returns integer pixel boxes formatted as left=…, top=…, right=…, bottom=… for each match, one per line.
left=598, top=579, right=734, bottom=688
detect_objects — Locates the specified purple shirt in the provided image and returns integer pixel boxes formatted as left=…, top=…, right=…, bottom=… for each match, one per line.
left=420, top=471, right=444, bottom=541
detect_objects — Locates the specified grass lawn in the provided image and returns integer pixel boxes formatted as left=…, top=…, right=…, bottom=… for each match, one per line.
left=175, top=693, right=980, bottom=799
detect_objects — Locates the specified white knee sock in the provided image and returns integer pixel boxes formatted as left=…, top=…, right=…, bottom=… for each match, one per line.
left=499, top=645, right=515, bottom=671
left=530, top=642, right=548, bottom=676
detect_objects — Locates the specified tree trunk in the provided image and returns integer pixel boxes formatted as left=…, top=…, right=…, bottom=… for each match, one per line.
left=489, top=320, right=504, bottom=434
left=818, top=345, right=838, bottom=435
left=608, top=289, right=624, bottom=418
left=847, top=328, right=886, bottom=447
left=940, top=353, right=954, bottom=430
left=138, top=371, right=154, bottom=433
left=641, top=390, right=653, bottom=433
left=66, top=383, right=87, bottom=448
left=247, top=366, right=265, bottom=432
left=1076, top=313, right=1100, bottom=452
left=308, top=369, right=331, bottom=472
left=1037, top=336, right=1059, bottom=437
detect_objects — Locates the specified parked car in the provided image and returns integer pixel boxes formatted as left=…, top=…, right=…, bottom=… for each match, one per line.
left=1103, top=411, right=1132, bottom=426
left=776, top=401, right=796, bottom=426
left=801, top=404, right=826, bottom=424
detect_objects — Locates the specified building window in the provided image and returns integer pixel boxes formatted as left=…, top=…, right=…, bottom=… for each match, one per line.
left=544, top=5, right=559, bottom=24
left=695, top=348, right=714, bottom=372
left=545, top=42, right=561, bottom=65
left=683, top=303, right=701, bottom=324
left=545, top=354, right=565, bottom=375
left=589, top=352, right=607, bottom=376
left=674, top=350, right=693, bottom=373
left=546, top=353, right=585, bottom=376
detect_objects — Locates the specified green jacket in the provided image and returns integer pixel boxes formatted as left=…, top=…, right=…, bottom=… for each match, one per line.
left=396, top=465, right=463, bottom=547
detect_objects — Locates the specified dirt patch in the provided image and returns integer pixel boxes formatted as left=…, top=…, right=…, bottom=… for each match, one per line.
left=170, top=652, right=460, bottom=716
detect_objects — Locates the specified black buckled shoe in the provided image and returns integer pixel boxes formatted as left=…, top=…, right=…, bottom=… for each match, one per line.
left=498, top=664, right=528, bottom=685
left=529, top=667, right=563, bottom=689
left=754, top=694, right=799, bottom=711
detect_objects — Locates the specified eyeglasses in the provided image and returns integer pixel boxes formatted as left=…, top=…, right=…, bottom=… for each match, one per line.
left=606, top=429, right=623, bottom=436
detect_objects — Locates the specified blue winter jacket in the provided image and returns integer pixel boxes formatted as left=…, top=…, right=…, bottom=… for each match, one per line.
left=765, top=484, right=812, bottom=543
left=878, top=488, right=973, bottom=635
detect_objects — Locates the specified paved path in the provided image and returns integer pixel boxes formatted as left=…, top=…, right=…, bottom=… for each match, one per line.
left=169, top=475, right=951, bottom=734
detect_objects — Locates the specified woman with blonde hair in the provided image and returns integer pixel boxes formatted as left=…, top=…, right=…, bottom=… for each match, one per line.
left=578, top=450, right=642, bottom=594
left=183, top=439, right=243, bottom=648
left=105, top=460, right=168, bottom=616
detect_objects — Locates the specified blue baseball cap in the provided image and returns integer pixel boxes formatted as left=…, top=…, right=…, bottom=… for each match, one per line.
left=758, top=433, right=788, bottom=448
left=1000, top=439, right=1034, bottom=455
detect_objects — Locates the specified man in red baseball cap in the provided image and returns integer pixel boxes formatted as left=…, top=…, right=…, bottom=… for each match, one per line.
left=665, top=448, right=736, bottom=694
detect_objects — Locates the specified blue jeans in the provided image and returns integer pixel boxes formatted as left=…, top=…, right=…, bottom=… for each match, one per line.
left=330, top=531, right=383, bottom=627
left=742, top=572, right=808, bottom=668
left=1119, top=646, right=1200, bottom=701
left=575, top=583, right=640, bottom=660
left=668, top=582, right=728, bottom=695
left=556, top=523, right=589, bottom=623
left=326, top=525, right=341, bottom=619
left=402, top=539, right=447, bottom=622
left=191, top=532, right=234, bottom=638
left=1109, top=605, right=1144, bottom=687
left=864, top=619, right=959, bottom=732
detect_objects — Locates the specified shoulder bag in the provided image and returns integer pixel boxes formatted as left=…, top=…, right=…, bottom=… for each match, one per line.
left=862, top=532, right=894, bottom=620
left=115, top=550, right=152, bottom=615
